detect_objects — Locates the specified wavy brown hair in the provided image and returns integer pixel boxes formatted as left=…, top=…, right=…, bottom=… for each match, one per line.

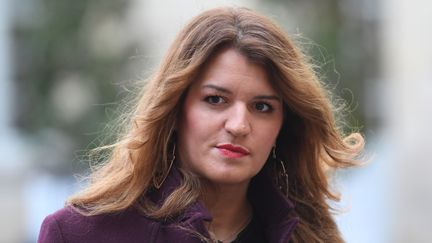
left=68, top=6, right=364, bottom=243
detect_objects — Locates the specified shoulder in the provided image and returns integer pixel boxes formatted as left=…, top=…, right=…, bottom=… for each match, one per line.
left=38, top=208, right=65, bottom=243
left=39, top=206, right=86, bottom=243
left=38, top=206, right=159, bottom=243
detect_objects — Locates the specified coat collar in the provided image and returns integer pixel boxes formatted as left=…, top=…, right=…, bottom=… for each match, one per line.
left=148, top=166, right=299, bottom=243
left=248, top=168, right=299, bottom=243
left=148, top=167, right=212, bottom=223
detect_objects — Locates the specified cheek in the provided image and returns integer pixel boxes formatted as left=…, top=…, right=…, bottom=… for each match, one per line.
left=182, top=108, right=206, bottom=135
left=256, top=120, right=283, bottom=154
left=262, top=117, right=283, bottom=141
left=254, top=128, right=277, bottom=146
left=179, top=104, right=213, bottom=145
left=259, top=131, right=279, bottom=154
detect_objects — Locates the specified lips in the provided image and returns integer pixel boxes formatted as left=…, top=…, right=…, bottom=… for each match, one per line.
left=216, top=143, right=250, bottom=158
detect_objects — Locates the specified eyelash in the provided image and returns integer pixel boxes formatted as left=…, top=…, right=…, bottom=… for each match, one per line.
left=204, top=95, right=226, bottom=105
left=204, top=95, right=274, bottom=113
left=254, top=102, right=273, bottom=113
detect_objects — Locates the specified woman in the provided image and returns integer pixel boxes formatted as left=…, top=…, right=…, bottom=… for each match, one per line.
left=38, top=6, right=363, bottom=243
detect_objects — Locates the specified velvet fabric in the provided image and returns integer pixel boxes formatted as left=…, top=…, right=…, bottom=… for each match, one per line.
left=38, top=168, right=299, bottom=243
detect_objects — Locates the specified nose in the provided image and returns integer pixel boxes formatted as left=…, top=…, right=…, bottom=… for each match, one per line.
left=224, top=104, right=251, bottom=137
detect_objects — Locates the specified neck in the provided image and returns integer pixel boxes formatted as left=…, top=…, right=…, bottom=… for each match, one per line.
left=201, top=182, right=253, bottom=242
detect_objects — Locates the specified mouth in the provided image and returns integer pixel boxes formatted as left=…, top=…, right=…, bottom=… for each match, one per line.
left=216, top=143, right=250, bottom=158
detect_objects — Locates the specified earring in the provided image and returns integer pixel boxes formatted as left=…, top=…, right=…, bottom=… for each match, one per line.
left=272, top=146, right=289, bottom=195
left=153, top=144, right=176, bottom=189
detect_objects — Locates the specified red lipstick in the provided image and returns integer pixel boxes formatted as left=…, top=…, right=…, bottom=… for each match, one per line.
left=216, top=144, right=250, bottom=158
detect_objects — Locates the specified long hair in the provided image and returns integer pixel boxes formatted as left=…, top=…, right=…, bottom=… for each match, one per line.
left=68, top=7, right=364, bottom=243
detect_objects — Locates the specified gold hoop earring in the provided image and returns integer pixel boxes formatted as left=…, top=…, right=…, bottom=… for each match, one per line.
left=272, top=146, right=289, bottom=195
left=153, top=144, right=176, bottom=189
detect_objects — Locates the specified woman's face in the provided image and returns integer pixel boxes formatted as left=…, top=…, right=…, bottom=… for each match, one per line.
left=177, top=48, right=284, bottom=187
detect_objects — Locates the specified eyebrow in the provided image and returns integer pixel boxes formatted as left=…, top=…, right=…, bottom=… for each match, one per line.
left=202, top=84, right=281, bottom=102
left=202, top=84, right=232, bottom=94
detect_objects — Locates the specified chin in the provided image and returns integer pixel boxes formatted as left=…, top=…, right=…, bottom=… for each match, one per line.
left=203, top=171, right=253, bottom=186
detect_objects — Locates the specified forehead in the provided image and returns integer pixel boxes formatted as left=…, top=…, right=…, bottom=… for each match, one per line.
left=190, top=48, right=276, bottom=94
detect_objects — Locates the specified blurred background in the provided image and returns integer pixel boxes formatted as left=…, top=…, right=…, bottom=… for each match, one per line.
left=1, top=0, right=431, bottom=242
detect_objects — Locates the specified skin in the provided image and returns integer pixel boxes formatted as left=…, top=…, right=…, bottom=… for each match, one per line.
left=177, top=48, right=284, bottom=241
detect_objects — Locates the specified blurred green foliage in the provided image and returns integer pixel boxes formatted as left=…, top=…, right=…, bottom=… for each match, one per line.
left=13, top=0, right=138, bottom=171
left=266, top=0, right=373, bottom=133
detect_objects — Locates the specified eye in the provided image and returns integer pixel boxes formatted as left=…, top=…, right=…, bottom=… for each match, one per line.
left=254, top=102, right=273, bottom=112
left=204, top=95, right=226, bottom=105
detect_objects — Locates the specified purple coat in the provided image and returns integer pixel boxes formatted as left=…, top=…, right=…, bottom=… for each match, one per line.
left=38, top=168, right=299, bottom=243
